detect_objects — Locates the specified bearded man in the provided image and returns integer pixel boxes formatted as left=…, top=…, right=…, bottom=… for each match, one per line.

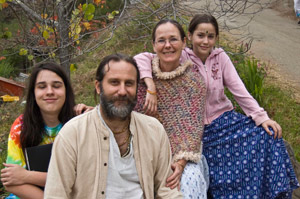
left=44, top=53, right=182, bottom=199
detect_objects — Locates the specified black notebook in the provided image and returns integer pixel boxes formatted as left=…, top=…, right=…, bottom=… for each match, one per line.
left=25, top=143, right=53, bottom=172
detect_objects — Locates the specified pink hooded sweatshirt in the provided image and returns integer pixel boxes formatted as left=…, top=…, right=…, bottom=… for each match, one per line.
left=134, top=47, right=269, bottom=126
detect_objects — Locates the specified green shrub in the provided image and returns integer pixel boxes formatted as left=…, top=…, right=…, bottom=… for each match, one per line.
left=225, top=57, right=267, bottom=113
left=223, top=40, right=267, bottom=108
left=237, top=58, right=266, bottom=106
left=0, top=48, right=29, bottom=78
left=0, top=61, right=16, bottom=78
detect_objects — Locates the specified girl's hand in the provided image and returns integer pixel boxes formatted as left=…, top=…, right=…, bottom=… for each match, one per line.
left=1, top=163, right=29, bottom=186
left=74, top=104, right=94, bottom=115
left=143, top=92, right=157, bottom=116
left=262, top=119, right=282, bottom=139
left=166, top=160, right=186, bottom=190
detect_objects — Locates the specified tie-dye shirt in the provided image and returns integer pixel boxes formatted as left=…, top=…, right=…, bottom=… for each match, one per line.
left=6, top=114, right=62, bottom=167
left=5, top=114, right=62, bottom=199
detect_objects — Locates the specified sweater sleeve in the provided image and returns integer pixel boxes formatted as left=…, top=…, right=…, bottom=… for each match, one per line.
left=134, top=52, right=155, bottom=79
left=6, top=115, right=26, bottom=167
left=221, top=52, right=270, bottom=125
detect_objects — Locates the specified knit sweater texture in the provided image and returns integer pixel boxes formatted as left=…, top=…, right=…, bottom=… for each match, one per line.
left=135, top=56, right=206, bottom=162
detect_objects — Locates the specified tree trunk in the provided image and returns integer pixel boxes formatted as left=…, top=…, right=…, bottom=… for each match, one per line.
left=57, top=0, right=71, bottom=78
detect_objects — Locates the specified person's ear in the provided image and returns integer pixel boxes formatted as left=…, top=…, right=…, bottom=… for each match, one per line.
left=95, top=80, right=101, bottom=94
left=188, top=32, right=192, bottom=41
left=152, top=41, right=157, bottom=53
left=182, top=37, right=187, bottom=49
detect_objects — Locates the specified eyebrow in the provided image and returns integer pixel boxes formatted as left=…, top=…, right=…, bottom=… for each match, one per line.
left=157, top=35, right=178, bottom=39
left=35, top=81, right=63, bottom=85
left=197, top=31, right=215, bottom=34
left=108, top=78, right=136, bottom=82
left=126, top=79, right=136, bottom=83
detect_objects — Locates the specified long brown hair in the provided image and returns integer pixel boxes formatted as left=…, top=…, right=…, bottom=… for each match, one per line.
left=20, top=62, right=75, bottom=152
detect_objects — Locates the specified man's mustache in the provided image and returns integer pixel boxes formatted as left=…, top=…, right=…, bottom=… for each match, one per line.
left=111, top=95, right=135, bottom=103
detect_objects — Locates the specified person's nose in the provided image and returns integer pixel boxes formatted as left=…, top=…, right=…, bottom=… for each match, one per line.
left=46, top=85, right=54, bottom=95
left=118, top=83, right=127, bottom=96
left=164, top=40, right=171, bottom=48
left=203, top=36, right=208, bottom=44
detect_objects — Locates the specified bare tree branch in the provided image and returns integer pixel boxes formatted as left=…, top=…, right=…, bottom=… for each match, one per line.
left=8, top=0, right=58, bottom=26
left=1, top=0, right=271, bottom=75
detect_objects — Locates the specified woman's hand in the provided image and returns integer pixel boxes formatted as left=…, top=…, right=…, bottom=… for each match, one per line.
left=74, top=104, right=94, bottom=115
left=262, top=119, right=282, bottom=139
left=1, top=163, right=29, bottom=186
left=143, top=78, right=158, bottom=116
left=166, top=160, right=186, bottom=190
left=143, top=92, right=157, bottom=116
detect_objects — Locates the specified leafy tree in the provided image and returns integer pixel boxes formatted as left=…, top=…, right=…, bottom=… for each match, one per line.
left=0, top=0, right=271, bottom=78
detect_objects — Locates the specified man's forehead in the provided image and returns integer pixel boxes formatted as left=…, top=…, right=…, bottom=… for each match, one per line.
left=104, top=60, right=137, bottom=79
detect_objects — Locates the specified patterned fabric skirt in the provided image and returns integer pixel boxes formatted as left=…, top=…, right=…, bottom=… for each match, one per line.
left=180, top=155, right=210, bottom=199
left=202, top=110, right=299, bottom=199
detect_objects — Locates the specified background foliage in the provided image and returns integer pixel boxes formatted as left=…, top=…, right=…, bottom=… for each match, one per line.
left=0, top=0, right=271, bottom=77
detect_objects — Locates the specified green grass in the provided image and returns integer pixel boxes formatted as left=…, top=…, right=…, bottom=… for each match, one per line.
left=264, top=85, right=300, bottom=160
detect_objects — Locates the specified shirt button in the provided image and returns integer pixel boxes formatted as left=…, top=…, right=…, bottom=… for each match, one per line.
left=104, top=163, right=107, bottom=166
left=104, top=137, right=107, bottom=140
left=102, top=191, right=105, bottom=194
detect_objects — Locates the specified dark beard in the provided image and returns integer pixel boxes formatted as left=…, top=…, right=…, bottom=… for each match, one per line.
left=100, top=90, right=137, bottom=120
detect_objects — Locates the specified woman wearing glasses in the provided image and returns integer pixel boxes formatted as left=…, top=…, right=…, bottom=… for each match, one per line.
left=135, top=19, right=209, bottom=198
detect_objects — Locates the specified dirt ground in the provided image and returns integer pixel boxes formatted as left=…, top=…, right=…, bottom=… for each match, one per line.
left=230, top=0, right=300, bottom=101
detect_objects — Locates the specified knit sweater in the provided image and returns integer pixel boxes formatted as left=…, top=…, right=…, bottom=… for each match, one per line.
left=135, top=56, right=206, bottom=162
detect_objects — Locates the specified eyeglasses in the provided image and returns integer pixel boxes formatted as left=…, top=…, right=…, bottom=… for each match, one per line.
left=155, top=37, right=181, bottom=46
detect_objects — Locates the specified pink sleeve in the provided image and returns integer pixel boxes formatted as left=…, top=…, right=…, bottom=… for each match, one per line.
left=134, top=52, right=156, bottom=79
left=133, top=49, right=190, bottom=79
left=221, top=53, right=270, bottom=126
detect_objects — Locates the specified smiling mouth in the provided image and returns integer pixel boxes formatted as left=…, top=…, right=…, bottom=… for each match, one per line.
left=163, top=51, right=175, bottom=54
left=200, top=46, right=209, bottom=50
left=44, top=99, right=57, bottom=102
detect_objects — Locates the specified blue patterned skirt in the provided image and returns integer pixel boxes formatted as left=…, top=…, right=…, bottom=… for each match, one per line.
left=202, top=110, right=299, bottom=199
